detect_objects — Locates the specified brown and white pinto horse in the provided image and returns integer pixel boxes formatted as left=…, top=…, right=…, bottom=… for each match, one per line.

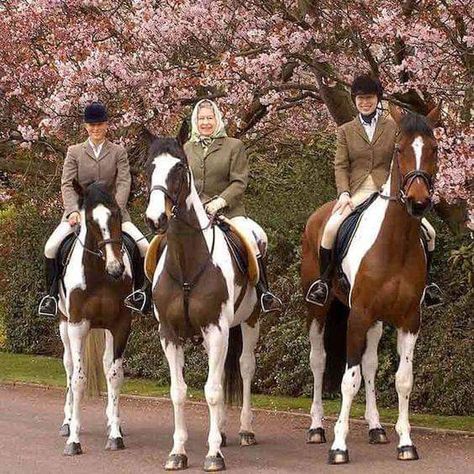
left=145, top=138, right=262, bottom=472
left=58, top=181, right=133, bottom=456
left=301, top=106, right=440, bottom=464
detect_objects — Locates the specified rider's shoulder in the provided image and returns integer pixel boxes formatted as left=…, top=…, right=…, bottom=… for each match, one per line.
left=107, top=140, right=126, bottom=155
left=66, top=142, right=83, bottom=156
left=223, top=137, right=245, bottom=151
left=338, top=117, right=358, bottom=133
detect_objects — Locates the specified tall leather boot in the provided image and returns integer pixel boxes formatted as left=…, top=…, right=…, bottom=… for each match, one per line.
left=38, top=257, right=59, bottom=317
left=256, top=256, right=283, bottom=313
left=423, top=250, right=443, bottom=307
left=305, top=247, right=334, bottom=306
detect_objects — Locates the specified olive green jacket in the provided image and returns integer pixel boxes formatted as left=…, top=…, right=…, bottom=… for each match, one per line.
left=184, top=137, right=248, bottom=218
left=61, top=139, right=132, bottom=221
left=334, top=115, right=398, bottom=196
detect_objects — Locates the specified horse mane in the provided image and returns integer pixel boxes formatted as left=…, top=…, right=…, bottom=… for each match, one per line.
left=148, top=137, right=188, bottom=164
left=399, top=112, right=434, bottom=138
left=83, top=181, right=117, bottom=210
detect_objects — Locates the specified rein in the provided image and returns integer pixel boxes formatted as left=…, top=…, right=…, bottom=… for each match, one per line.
left=74, top=226, right=122, bottom=260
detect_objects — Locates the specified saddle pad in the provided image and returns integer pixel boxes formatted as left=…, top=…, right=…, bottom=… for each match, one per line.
left=219, top=217, right=259, bottom=286
left=58, top=233, right=77, bottom=269
left=221, top=225, right=248, bottom=275
left=145, top=234, right=167, bottom=282
left=334, top=192, right=379, bottom=265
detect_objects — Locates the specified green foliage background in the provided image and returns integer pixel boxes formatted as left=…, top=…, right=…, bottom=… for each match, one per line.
left=0, top=138, right=472, bottom=415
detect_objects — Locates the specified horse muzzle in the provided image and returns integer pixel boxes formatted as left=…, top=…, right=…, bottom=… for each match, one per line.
left=107, top=261, right=125, bottom=280
left=147, top=214, right=168, bottom=235
left=406, top=198, right=432, bottom=219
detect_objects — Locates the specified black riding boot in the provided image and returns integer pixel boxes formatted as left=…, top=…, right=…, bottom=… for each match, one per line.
left=256, top=257, right=283, bottom=313
left=124, top=257, right=152, bottom=314
left=305, top=247, right=334, bottom=306
left=38, top=257, right=59, bottom=317
left=423, top=250, right=443, bottom=308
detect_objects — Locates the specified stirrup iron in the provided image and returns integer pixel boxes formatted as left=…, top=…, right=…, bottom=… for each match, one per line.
left=124, top=289, right=147, bottom=313
left=305, top=280, right=329, bottom=306
left=38, top=295, right=58, bottom=317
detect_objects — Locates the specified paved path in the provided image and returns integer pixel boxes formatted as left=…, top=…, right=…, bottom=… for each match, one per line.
left=0, top=384, right=472, bottom=473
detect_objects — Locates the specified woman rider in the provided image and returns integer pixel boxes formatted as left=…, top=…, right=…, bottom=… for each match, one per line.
left=183, top=99, right=283, bottom=313
left=305, top=74, right=442, bottom=307
left=38, top=102, right=150, bottom=317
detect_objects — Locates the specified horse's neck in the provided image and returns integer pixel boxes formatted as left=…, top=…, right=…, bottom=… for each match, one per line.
left=166, top=179, right=213, bottom=278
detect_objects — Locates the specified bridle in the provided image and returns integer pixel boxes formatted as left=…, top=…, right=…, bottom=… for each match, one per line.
left=74, top=226, right=123, bottom=260
left=379, top=144, right=435, bottom=205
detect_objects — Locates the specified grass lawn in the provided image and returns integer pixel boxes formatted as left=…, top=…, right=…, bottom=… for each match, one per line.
left=1, top=351, right=472, bottom=432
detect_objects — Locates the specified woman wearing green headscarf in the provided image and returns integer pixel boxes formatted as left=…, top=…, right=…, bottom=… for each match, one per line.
left=184, top=99, right=282, bottom=314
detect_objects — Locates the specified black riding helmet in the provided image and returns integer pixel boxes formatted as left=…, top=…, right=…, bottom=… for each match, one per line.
left=84, top=102, right=108, bottom=123
left=351, top=74, right=383, bottom=101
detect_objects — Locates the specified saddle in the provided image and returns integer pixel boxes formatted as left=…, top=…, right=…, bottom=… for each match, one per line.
left=144, top=218, right=259, bottom=286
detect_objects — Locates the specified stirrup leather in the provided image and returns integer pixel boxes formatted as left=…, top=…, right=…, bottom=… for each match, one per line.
left=305, top=280, right=329, bottom=306
left=38, top=295, right=58, bottom=317
left=124, top=289, right=147, bottom=313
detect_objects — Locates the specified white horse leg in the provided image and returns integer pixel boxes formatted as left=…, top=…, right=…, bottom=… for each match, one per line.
left=329, top=364, right=362, bottom=463
left=239, top=320, right=259, bottom=447
left=362, top=321, right=388, bottom=444
left=202, top=322, right=228, bottom=472
left=307, top=318, right=327, bottom=443
left=162, top=338, right=189, bottom=471
left=64, top=319, right=90, bottom=456
left=103, top=329, right=114, bottom=429
left=103, top=329, right=125, bottom=450
left=59, top=320, right=73, bottom=437
left=395, top=330, right=420, bottom=461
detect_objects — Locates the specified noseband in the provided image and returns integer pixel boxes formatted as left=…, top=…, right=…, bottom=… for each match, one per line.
left=74, top=227, right=123, bottom=260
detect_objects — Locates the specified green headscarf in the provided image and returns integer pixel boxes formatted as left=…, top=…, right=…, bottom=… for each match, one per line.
left=190, top=99, right=227, bottom=148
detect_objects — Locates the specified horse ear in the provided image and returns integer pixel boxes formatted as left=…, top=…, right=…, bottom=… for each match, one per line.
left=176, top=118, right=189, bottom=147
left=388, top=102, right=404, bottom=125
left=426, top=104, right=442, bottom=128
left=72, top=179, right=83, bottom=197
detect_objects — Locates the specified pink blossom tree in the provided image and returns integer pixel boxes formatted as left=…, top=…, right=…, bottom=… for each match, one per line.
left=0, top=0, right=472, bottom=224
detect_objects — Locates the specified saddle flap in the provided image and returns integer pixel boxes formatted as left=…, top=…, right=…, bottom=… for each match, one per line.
left=219, top=217, right=259, bottom=286
left=145, top=234, right=167, bottom=282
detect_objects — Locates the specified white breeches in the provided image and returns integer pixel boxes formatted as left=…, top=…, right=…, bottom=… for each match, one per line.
left=229, top=216, right=267, bottom=257
left=44, top=221, right=149, bottom=258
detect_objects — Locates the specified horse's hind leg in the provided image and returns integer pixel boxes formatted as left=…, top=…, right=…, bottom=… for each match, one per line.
left=59, top=320, right=73, bottom=437
left=239, top=320, right=259, bottom=447
left=307, top=317, right=327, bottom=444
left=64, top=319, right=90, bottom=456
left=362, top=321, right=388, bottom=444
left=104, top=323, right=130, bottom=451
left=162, top=337, right=189, bottom=471
left=202, top=322, right=229, bottom=472
left=395, top=329, right=420, bottom=461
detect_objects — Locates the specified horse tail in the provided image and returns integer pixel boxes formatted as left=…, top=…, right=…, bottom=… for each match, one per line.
left=323, top=298, right=349, bottom=394
left=85, top=329, right=105, bottom=397
left=224, top=325, right=243, bottom=406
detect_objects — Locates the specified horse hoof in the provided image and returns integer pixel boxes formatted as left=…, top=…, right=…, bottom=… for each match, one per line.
left=105, top=437, right=125, bottom=451
left=164, top=453, right=188, bottom=470
left=239, top=431, right=257, bottom=447
left=221, top=432, right=227, bottom=447
left=369, top=427, right=389, bottom=444
left=204, top=452, right=226, bottom=472
left=306, top=428, right=326, bottom=444
left=63, top=442, right=83, bottom=456
left=397, top=445, right=419, bottom=461
left=328, top=449, right=349, bottom=464
left=59, top=423, right=70, bottom=437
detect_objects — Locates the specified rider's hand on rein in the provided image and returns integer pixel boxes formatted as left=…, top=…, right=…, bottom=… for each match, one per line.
left=205, top=196, right=227, bottom=216
left=332, top=192, right=354, bottom=215
left=68, top=211, right=81, bottom=227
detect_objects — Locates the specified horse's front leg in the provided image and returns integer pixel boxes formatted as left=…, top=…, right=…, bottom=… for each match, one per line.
left=104, top=327, right=127, bottom=451
left=162, top=337, right=189, bottom=471
left=239, top=320, right=260, bottom=447
left=59, top=320, right=73, bottom=437
left=63, top=319, right=90, bottom=456
left=307, top=317, right=327, bottom=444
left=329, top=311, right=369, bottom=465
left=202, top=321, right=229, bottom=472
left=395, top=328, right=420, bottom=461
left=362, top=321, right=388, bottom=444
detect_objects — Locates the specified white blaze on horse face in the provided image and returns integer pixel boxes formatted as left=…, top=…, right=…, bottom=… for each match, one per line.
left=146, top=154, right=181, bottom=225
left=412, top=136, right=424, bottom=171
left=92, top=204, right=117, bottom=268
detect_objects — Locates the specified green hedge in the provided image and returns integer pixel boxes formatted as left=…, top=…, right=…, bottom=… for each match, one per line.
left=1, top=138, right=472, bottom=415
